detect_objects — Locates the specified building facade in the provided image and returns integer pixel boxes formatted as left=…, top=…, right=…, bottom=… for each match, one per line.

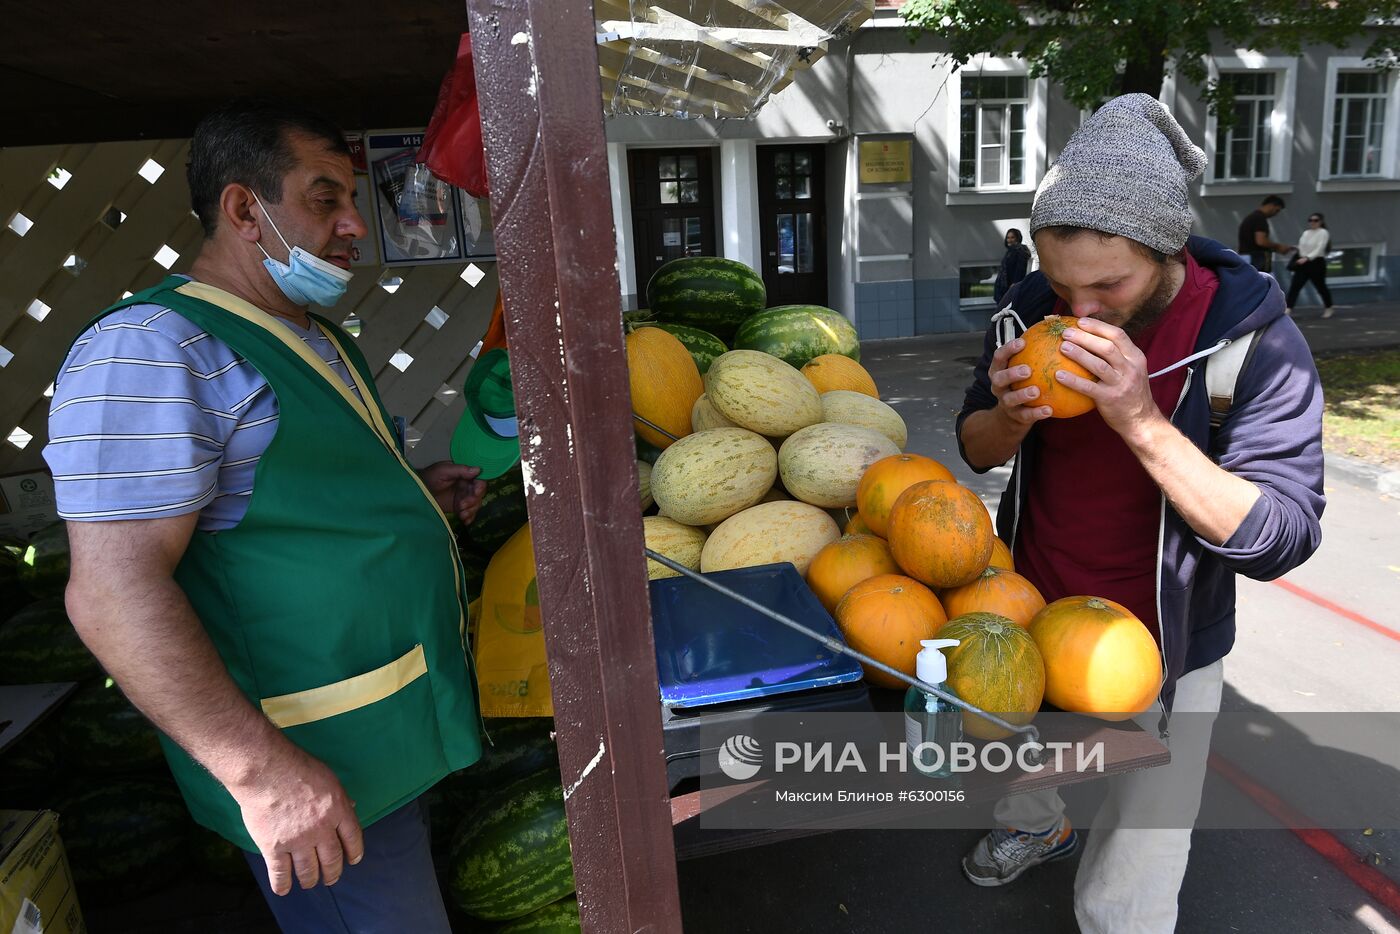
left=604, top=12, right=1400, bottom=338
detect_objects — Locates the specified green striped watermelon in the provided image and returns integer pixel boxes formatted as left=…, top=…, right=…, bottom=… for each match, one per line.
left=0, top=598, right=103, bottom=684
left=497, top=897, right=580, bottom=933
left=448, top=769, right=575, bottom=921
left=462, top=467, right=529, bottom=556
left=458, top=718, right=558, bottom=796
left=59, top=779, right=191, bottom=901
left=647, top=257, right=766, bottom=342
left=430, top=719, right=558, bottom=864
left=733, top=304, right=860, bottom=369
left=56, top=677, right=165, bottom=773
left=639, top=322, right=728, bottom=374
left=18, top=521, right=70, bottom=598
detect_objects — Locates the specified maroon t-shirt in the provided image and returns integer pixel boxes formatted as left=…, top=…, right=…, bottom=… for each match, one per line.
left=1014, top=253, right=1219, bottom=641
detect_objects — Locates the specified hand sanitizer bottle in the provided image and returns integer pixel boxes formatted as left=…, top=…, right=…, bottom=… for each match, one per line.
left=903, top=639, right=963, bottom=779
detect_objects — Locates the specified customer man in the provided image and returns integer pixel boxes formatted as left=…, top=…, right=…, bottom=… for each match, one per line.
left=1236, top=194, right=1292, bottom=271
left=46, top=101, right=487, bottom=931
left=955, top=95, right=1324, bottom=933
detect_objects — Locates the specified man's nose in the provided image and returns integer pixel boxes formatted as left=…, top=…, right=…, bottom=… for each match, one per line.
left=341, top=209, right=370, bottom=241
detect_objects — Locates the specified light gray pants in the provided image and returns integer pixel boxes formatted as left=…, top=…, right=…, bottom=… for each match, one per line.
left=991, top=659, right=1226, bottom=934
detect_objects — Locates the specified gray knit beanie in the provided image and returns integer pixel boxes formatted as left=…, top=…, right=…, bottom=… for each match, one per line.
left=1030, top=93, right=1206, bottom=254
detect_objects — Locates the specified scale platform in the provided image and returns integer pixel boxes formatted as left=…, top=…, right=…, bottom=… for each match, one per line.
left=648, top=563, right=873, bottom=789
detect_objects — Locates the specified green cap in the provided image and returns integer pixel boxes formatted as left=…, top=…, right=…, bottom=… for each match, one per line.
left=451, top=348, right=521, bottom=479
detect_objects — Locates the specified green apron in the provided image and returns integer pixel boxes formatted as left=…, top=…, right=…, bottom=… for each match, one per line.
left=85, top=277, right=481, bottom=850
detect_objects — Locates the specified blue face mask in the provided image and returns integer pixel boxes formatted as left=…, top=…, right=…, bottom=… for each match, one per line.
left=252, top=192, right=353, bottom=308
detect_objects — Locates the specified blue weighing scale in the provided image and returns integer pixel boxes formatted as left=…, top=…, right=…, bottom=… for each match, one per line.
left=648, top=563, right=873, bottom=788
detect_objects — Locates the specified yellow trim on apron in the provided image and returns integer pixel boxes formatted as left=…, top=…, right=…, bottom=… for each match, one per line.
left=173, top=282, right=471, bottom=648
left=260, top=644, right=428, bottom=728
left=174, top=282, right=396, bottom=449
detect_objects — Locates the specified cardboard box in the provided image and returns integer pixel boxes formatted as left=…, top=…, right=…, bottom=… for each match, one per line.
left=0, top=811, right=85, bottom=934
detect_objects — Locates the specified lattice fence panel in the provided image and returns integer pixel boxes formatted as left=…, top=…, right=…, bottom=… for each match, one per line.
left=0, top=139, right=496, bottom=478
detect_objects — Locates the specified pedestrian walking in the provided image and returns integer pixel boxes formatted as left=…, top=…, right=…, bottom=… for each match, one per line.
left=1236, top=195, right=1292, bottom=272
left=993, top=228, right=1032, bottom=304
left=1286, top=211, right=1335, bottom=318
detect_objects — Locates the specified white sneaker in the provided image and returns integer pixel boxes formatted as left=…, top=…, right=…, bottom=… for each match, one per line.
left=1323, top=307, right=1335, bottom=319
left=961, top=818, right=1079, bottom=887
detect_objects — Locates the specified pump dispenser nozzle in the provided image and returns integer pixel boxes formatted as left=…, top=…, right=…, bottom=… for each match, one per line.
left=915, top=639, right=960, bottom=686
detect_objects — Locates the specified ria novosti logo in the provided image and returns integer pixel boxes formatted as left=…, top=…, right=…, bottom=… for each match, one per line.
left=717, top=734, right=764, bottom=780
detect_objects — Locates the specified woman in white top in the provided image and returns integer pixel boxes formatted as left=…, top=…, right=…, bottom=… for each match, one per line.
left=1286, top=211, right=1334, bottom=318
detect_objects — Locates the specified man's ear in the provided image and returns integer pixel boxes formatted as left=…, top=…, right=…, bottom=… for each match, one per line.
left=220, top=184, right=262, bottom=244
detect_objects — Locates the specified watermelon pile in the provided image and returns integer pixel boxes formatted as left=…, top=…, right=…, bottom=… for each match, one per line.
left=646, top=256, right=767, bottom=342
left=0, top=523, right=204, bottom=905
left=734, top=304, right=860, bottom=369
left=447, top=768, right=575, bottom=922
left=428, top=718, right=578, bottom=928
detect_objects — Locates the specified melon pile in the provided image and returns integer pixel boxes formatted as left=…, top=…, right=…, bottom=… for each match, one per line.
left=628, top=257, right=905, bottom=583
left=628, top=256, right=1162, bottom=728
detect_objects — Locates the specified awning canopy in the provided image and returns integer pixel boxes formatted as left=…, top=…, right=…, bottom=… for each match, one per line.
left=0, top=1, right=871, bottom=146
left=597, top=0, right=873, bottom=118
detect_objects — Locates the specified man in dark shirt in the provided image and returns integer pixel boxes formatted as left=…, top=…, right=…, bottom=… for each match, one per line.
left=1236, top=195, right=1292, bottom=271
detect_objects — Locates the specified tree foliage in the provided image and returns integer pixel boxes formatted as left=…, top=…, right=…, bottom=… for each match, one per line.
left=898, top=0, right=1399, bottom=124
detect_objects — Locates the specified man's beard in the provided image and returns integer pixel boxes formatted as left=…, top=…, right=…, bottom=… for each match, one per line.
left=1120, top=265, right=1178, bottom=338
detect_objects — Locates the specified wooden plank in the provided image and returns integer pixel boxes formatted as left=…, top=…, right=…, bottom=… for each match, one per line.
left=600, top=63, right=753, bottom=118
left=467, top=0, right=683, bottom=930
left=766, top=0, right=873, bottom=32
left=645, top=0, right=789, bottom=30
left=597, top=41, right=757, bottom=115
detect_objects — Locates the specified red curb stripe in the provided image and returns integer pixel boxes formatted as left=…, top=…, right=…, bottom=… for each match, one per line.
left=1208, top=752, right=1400, bottom=920
left=1270, top=578, right=1400, bottom=644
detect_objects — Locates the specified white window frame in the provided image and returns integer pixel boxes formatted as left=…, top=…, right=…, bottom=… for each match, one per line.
left=1324, top=241, right=1384, bottom=285
left=958, top=261, right=1001, bottom=307
left=1203, top=55, right=1297, bottom=189
left=1319, top=58, right=1400, bottom=183
left=946, top=59, right=1047, bottom=204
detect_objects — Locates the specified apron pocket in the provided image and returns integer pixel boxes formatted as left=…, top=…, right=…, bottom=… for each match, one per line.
left=260, top=643, right=428, bottom=728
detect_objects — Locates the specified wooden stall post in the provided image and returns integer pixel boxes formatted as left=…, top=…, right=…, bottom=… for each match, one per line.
left=464, top=1, right=684, bottom=930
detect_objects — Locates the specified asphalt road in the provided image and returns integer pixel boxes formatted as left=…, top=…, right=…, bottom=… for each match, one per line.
left=677, top=304, right=1400, bottom=933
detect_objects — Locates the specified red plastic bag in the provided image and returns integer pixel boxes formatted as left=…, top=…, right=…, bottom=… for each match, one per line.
left=417, top=33, right=489, bottom=198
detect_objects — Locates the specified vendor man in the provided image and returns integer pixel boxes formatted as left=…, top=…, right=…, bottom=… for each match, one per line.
left=954, top=94, right=1324, bottom=932
left=45, top=101, right=486, bottom=932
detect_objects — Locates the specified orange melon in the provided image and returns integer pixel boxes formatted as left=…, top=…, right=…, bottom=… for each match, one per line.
left=1028, top=596, right=1162, bottom=720
left=1008, top=315, right=1096, bottom=419
left=626, top=326, right=703, bottom=448
left=801, top=354, right=879, bottom=396
left=939, top=566, right=1045, bottom=628
left=835, top=574, right=947, bottom=690
left=855, top=454, right=955, bottom=538
left=886, top=480, right=993, bottom=589
left=806, top=534, right=901, bottom=614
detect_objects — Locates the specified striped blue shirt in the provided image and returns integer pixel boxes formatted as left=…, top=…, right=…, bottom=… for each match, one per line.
left=44, top=299, right=361, bottom=531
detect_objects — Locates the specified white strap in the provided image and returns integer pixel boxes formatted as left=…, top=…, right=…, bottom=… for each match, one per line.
left=991, top=305, right=1029, bottom=348
left=1204, top=330, right=1258, bottom=416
